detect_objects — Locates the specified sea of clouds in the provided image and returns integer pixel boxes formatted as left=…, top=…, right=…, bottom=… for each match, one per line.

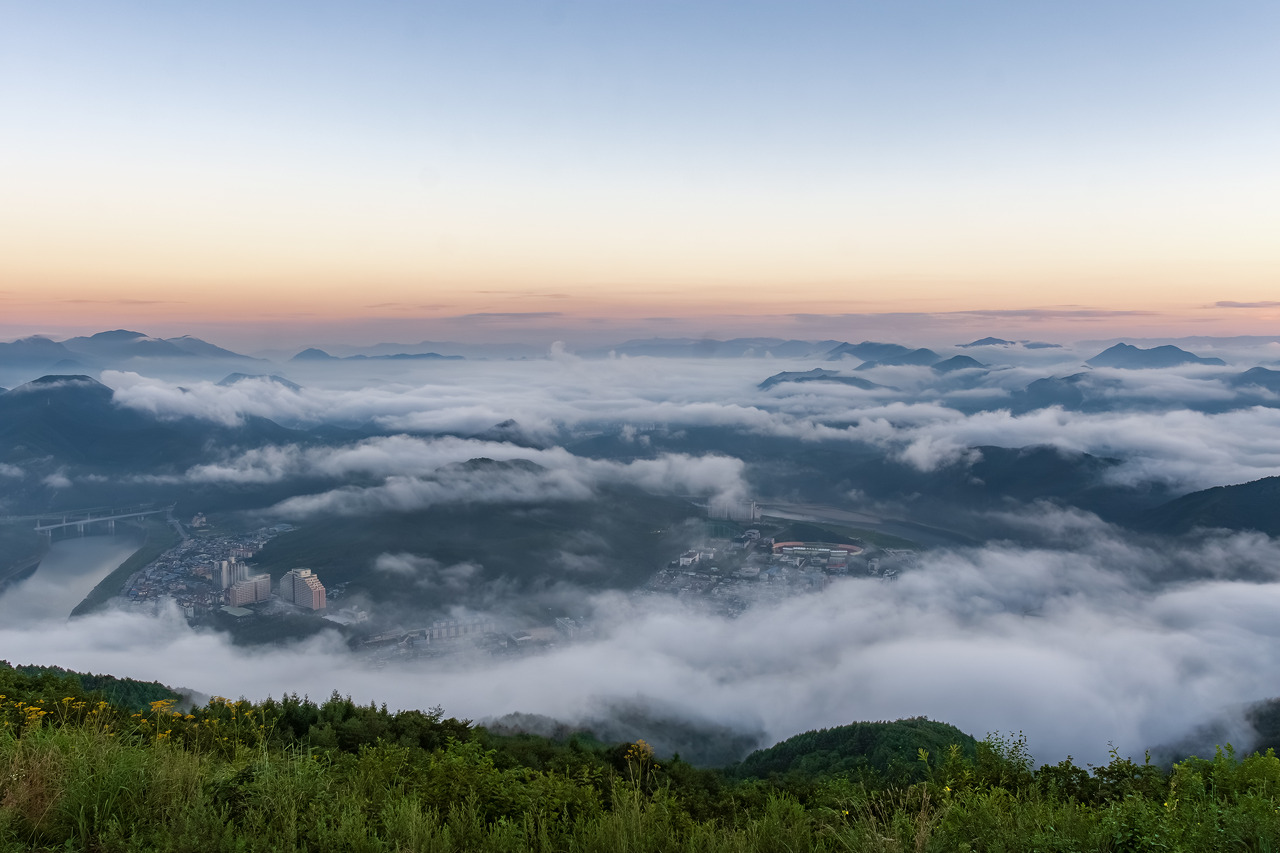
left=6, top=340, right=1280, bottom=764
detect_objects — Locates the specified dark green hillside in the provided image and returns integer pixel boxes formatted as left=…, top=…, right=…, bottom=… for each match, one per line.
left=251, top=484, right=700, bottom=613
left=8, top=663, right=181, bottom=711
left=567, top=427, right=1170, bottom=526
left=730, top=718, right=978, bottom=782
left=1140, top=475, right=1280, bottom=536
left=0, top=375, right=303, bottom=473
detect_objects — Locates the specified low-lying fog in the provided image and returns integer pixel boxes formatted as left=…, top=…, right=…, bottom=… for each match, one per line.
left=5, top=335, right=1280, bottom=766
left=4, top=512, right=1279, bottom=766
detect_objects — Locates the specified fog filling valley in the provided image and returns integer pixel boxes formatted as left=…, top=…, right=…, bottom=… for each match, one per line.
left=5, top=334, right=1280, bottom=766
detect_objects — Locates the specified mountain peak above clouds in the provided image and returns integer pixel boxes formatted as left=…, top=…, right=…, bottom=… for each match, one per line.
left=958, top=337, right=1017, bottom=348
left=86, top=329, right=149, bottom=341
left=932, top=355, right=987, bottom=373
left=291, top=348, right=339, bottom=361
left=758, top=368, right=890, bottom=391
left=853, top=348, right=941, bottom=370
left=62, top=330, right=191, bottom=359
left=1227, top=367, right=1280, bottom=394
left=824, top=341, right=914, bottom=362
left=0, top=336, right=78, bottom=368
left=164, top=336, right=260, bottom=360
left=10, top=374, right=107, bottom=393
left=1086, top=343, right=1226, bottom=369
left=217, top=373, right=304, bottom=392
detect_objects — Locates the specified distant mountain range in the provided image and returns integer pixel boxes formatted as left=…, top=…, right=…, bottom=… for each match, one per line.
left=0, top=332, right=1253, bottom=377
left=0, top=330, right=263, bottom=375
left=581, top=338, right=843, bottom=359
left=2, top=366, right=1275, bottom=554
left=289, top=348, right=462, bottom=363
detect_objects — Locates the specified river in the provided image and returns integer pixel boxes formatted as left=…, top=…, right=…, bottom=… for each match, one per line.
left=0, top=534, right=142, bottom=625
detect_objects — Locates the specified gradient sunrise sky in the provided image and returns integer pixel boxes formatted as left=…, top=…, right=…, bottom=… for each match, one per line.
left=2, top=1, right=1277, bottom=347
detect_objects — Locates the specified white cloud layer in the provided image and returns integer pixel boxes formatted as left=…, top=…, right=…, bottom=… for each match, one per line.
left=5, top=513, right=1279, bottom=767
left=101, top=351, right=1280, bottom=495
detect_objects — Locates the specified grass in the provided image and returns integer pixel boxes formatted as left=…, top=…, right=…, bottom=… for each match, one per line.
left=69, top=519, right=180, bottom=617
left=4, top=669, right=1280, bottom=851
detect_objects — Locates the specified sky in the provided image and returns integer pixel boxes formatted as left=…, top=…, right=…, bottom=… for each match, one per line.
left=1, top=1, right=1278, bottom=347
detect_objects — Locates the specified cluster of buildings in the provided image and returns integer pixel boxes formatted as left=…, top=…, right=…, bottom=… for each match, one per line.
left=358, top=617, right=513, bottom=661
left=117, top=523, right=328, bottom=619
left=210, top=561, right=328, bottom=617
left=354, top=617, right=601, bottom=665
left=641, top=532, right=909, bottom=615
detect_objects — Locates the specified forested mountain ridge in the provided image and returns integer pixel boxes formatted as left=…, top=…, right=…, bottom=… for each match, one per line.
left=1140, top=475, right=1280, bottom=536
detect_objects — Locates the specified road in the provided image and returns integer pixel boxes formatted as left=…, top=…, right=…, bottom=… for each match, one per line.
left=755, top=502, right=979, bottom=548
left=166, top=507, right=190, bottom=541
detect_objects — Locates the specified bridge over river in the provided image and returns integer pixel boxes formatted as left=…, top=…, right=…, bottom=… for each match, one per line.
left=1, top=504, right=174, bottom=537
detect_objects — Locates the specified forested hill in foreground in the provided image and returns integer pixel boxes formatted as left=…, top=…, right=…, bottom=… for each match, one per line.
left=10, top=663, right=184, bottom=711
left=3, top=662, right=1280, bottom=851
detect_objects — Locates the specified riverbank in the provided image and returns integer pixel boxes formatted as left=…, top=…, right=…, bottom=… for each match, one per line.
left=70, top=520, right=180, bottom=617
left=0, top=524, right=49, bottom=589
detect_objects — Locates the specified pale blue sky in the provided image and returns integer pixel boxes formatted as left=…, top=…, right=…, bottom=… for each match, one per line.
left=1, top=1, right=1277, bottom=344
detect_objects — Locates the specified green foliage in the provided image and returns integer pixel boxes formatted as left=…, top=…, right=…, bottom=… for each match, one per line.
left=10, top=663, right=180, bottom=712
left=3, top=664, right=1280, bottom=851
left=730, top=717, right=979, bottom=784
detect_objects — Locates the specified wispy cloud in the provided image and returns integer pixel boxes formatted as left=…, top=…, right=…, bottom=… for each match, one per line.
left=60, top=298, right=185, bottom=305
left=453, top=312, right=565, bottom=321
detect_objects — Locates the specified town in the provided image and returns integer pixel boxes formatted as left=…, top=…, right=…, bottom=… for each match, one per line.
left=115, top=518, right=344, bottom=621
left=638, top=528, right=914, bottom=616
left=108, top=511, right=915, bottom=662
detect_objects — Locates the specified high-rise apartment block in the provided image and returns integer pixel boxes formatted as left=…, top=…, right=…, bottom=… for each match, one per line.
left=226, top=573, right=272, bottom=606
left=215, top=559, right=251, bottom=590
left=282, top=568, right=326, bottom=611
